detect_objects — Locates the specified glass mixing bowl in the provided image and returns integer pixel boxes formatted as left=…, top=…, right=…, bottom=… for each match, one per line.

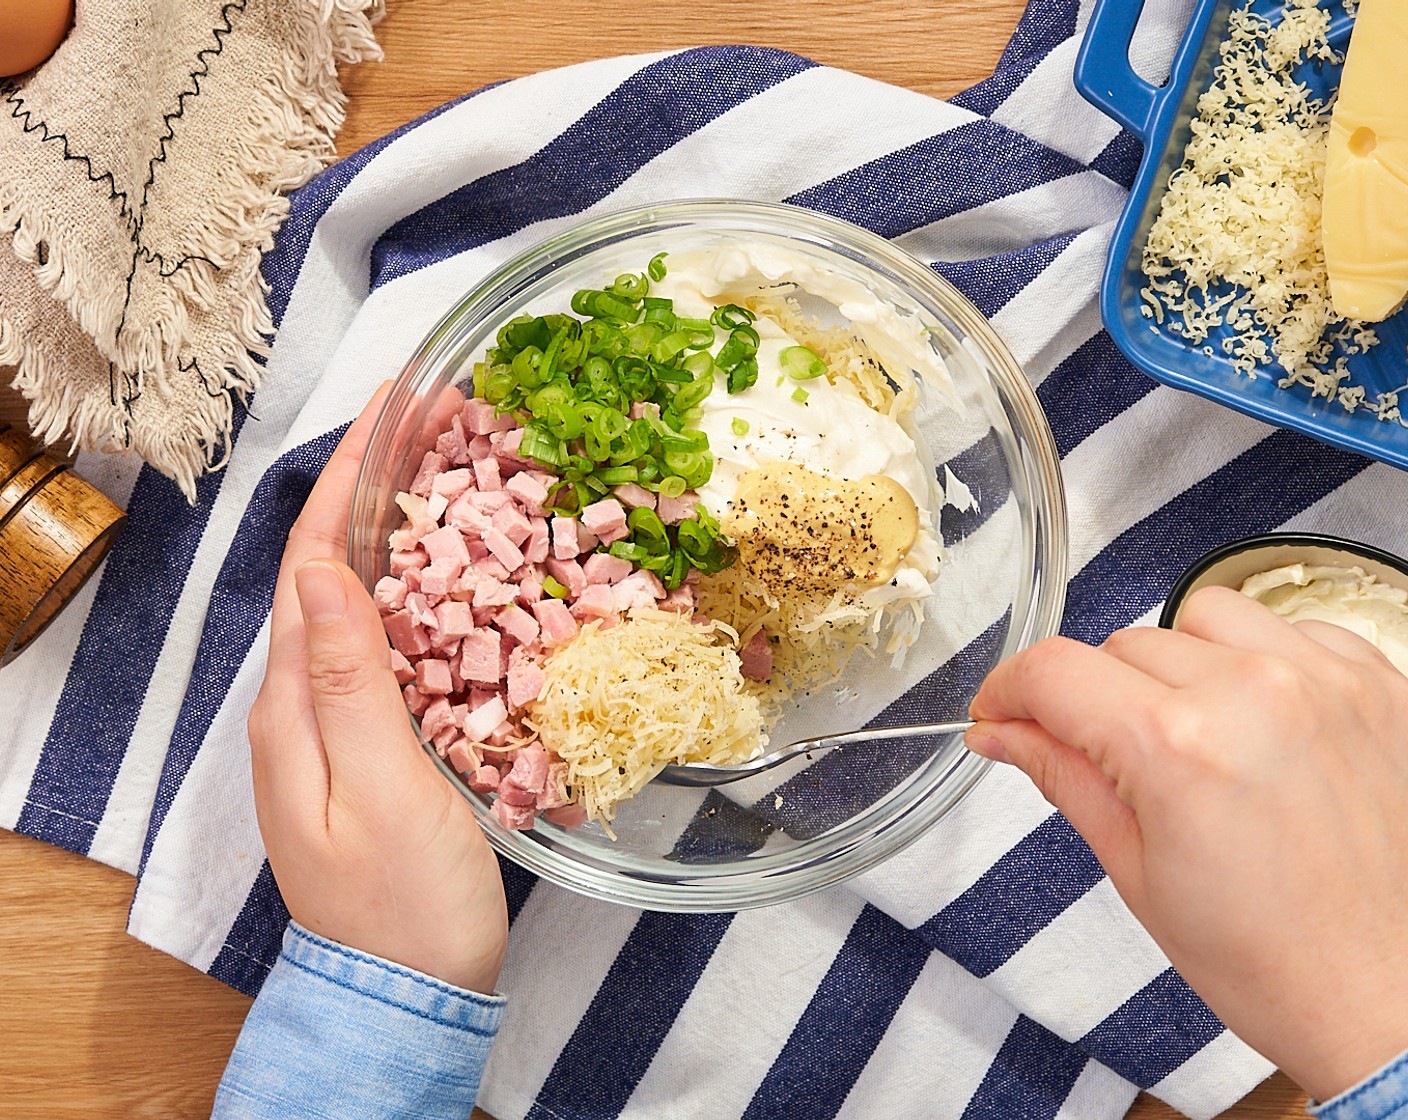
left=349, top=199, right=1067, bottom=911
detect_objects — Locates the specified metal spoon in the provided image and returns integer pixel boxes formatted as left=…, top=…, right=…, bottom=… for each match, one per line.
left=658, top=718, right=977, bottom=787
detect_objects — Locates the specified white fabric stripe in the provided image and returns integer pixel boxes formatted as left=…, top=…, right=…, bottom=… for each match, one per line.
left=476, top=889, right=641, bottom=1120
left=836, top=951, right=1022, bottom=1120
left=618, top=892, right=866, bottom=1120
left=1278, top=461, right=1408, bottom=551
left=990, top=223, right=1115, bottom=371
left=848, top=764, right=1056, bottom=929
left=1147, top=1030, right=1275, bottom=1120
left=894, top=172, right=1128, bottom=262
left=986, top=878, right=1170, bottom=1038
left=1063, top=388, right=1272, bottom=576
left=127, top=616, right=272, bottom=969
left=0, top=452, right=142, bottom=835
left=991, top=0, right=1193, bottom=165
left=1053, top=1060, right=1141, bottom=1120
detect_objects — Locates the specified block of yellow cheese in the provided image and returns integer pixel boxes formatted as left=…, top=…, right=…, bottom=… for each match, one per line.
left=1322, top=0, right=1408, bottom=323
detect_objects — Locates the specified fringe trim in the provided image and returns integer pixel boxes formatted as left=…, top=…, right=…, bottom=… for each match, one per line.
left=1, top=0, right=385, bottom=502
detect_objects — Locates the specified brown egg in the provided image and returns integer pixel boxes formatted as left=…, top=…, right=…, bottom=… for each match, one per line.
left=0, top=0, right=74, bottom=79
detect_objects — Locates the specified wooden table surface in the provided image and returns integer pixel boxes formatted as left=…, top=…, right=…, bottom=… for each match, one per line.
left=0, top=1, right=1309, bottom=1117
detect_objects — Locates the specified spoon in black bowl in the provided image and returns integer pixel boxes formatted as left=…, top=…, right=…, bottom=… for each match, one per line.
left=657, top=718, right=977, bottom=787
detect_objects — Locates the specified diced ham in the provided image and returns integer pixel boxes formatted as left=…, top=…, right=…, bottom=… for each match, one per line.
left=509, top=745, right=550, bottom=792
left=543, top=803, right=587, bottom=829
left=610, top=569, right=666, bottom=613
left=389, top=648, right=415, bottom=686
left=659, top=586, right=695, bottom=614
left=431, top=467, right=474, bottom=502
left=572, top=583, right=618, bottom=621
left=580, top=498, right=628, bottom=544
left=577, top=523, right=600, bottom=552
left=420, top=697, right=456, bottom=740
left=471, top=556, right=511, bottom=583
left=473, top=578, right=519, bottom=609
left=629, top=401, right=660, bottom=421
left=403, top=682, right=430, bottom=717
left=491, top=799, right=537, bottom=830
left=446, top=739, right=480, bottom=774
left=420, top=525, right=471, bottom=568
left=473, top=455, right=502, bottom=492
left=531, top=598, right=579, bottom=647
left=516, top=576, right=544, bottom=607
left=491, top=503, right=534, bottom=548
left=390, top=547, right=429, bottom=577
left=656, top=492, right=700, bottom=525
left=506, top=660, right=545, bottom=710
left=415, top=658, right=454, bottom=695
left=582, top=552, right=633, bottom=585
left=483, top=527, right=525, bottom=571
left=459, top=628, right=503, bottom=684
left=545, top=557, right=586, bottom=598
left=740, top=628, right=773, bottom=681
left=387, top=527, right=419, bottom=553
left=612, top=482, right=656, bottom=510
left=505, top=472, right=550, bottom=515
left=496, top=604, right=540, bottom=648
left=435, top=417, right=471, bottom=464
left=383, top=610, right=431, bottom=657
left=373, top=576, right=408, bottom=613
left=551, top=515, right=582, bottom=560
left=410, top=450, right=450, bottom=497
left=434, top=600, right=475, bottom=641
left=464, top=694, right=508, bottom=742
left=537, top=761, right=571, bottom=810
left=417, top=557, right=460, bottom=598
left=445, top=492, right=491, bottom=534
left=497, top=776, right=538, bottom=808
left=404, top=592, right=437, bottom=629
left=523, top=517, right=550, bottom=564
left=467, top=765, right=501, bottom=793
left=463, top=397, right=517, bottom=435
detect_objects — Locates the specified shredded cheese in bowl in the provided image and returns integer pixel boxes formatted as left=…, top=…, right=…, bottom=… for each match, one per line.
left=528, top=609, right=765, bottom=835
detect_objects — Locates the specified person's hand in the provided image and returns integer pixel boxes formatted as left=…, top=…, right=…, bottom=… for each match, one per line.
left=966, top=585, right=1408, bottom=1102
left=248, top=385, right=507, bottom=995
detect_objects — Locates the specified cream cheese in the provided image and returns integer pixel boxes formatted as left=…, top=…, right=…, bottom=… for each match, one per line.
left=1240, top=562, right=1408, bottom=675
left=649, top=241, right=948, bottom=611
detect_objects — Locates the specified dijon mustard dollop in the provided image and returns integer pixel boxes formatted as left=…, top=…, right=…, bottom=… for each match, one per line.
left=722, top=461, right=919, bottom=592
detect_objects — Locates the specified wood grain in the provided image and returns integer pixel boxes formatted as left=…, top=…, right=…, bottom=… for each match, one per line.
left=0, top=1, right=1310, bottom=1117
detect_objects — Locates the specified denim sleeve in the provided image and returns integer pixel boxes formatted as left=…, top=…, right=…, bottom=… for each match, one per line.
left=1310, top=1049, right=1408, bottom=1120
left=213, top=921, right=504, bottom=1119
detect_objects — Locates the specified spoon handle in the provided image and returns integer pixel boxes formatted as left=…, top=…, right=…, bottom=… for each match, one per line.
left=659, top=718, right=977, bottom=786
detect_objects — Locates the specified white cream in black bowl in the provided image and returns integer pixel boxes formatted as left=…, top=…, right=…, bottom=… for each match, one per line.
left=1160, top=532, right=1408, bottom=675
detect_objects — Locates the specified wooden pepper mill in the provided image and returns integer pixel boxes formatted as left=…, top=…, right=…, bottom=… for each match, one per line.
left=0, top=424, right=125, bottom=665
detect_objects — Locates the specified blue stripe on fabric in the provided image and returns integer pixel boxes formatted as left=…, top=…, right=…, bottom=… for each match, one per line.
left=668, top=788, right=777, bottom=864
left=1062, top=429, right=1373, bottom=644
left=14, top=461, right=231, bottom=855
left=1088, top=128, right=1144, bottom=190
left=1037, top=330, right=1157, bottom=459
left=935, top=231, right=1079, bottom=320
left=786, top=120, right=1090, bottom=242
left=138, top=425, right=350, bottom=875
left=369, top=47, right=815, bottom=289
left=915, top=813, right=1104, bottom=978
left=262, top=88, right=485, bottom=327
left=499, top=854, right=536, bottom=926
left=997, top=0, right=1082, bottom=70
left=960, top=1015, right=1090, bottom=1120
left=742, top=905, right=930, bottom=1120
left=525, top=911, right=733, bottom=1120
left=207, top=860, right=291, bottom=997
left=953, top=53, right=1049, bottom=118
left=940, top=432, right=1011, bottom=546
left=1078, top=969, right=1225, bottom=1089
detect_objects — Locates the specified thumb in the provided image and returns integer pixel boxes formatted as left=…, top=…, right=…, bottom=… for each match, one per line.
left=295, top=558, right=422, bottom=783
left=967, top=719, right=1145, bottom=894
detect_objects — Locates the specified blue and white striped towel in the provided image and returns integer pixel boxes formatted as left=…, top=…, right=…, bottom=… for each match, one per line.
left=11, top=0, right=1395, bottom=1115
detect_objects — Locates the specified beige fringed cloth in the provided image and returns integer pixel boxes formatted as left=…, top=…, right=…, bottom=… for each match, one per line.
left=0, top=0, right=383, bottom=499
